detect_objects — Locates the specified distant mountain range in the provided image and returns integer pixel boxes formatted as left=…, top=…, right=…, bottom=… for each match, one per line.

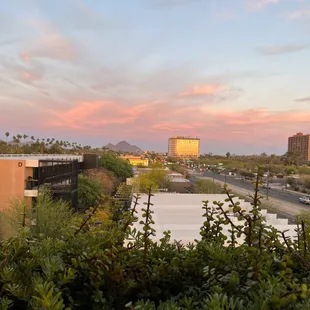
left=104, top=141, right=143, bottom=154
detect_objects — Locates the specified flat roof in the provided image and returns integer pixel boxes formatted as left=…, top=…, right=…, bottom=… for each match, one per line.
left=169, top=136, right=200, bottom=140
left=0, top=154, right=84, bottom=162
left=131, top=193, right=296, bottom=245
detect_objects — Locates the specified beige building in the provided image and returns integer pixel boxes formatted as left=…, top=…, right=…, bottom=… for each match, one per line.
left=120, top=155, right=149, bottom=167
left=168, top=137, right=200, bottom=159
left=288, top=132, right=310, bottom=163
left=0, top=154, right=83, bottom=210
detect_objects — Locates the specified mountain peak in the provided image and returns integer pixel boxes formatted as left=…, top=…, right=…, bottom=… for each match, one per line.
left=104, top=141, right=143, bottom=154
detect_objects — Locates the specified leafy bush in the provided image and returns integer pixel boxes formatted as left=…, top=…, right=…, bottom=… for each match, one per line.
left=133, top=169, right=170, bottom=193
left=99, top=153, right=133, bottom=180
left=0, top=176, right=310, bottom=309
left=194, top=178, right=222, bottom=194
left=78, top=174, right=102, bottom=208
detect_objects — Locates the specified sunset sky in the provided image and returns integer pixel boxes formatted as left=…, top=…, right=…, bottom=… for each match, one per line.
left=0, top=0, right=309, bottom=154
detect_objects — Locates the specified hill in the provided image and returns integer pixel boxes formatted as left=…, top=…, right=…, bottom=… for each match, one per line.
left=104, top=141, right=143, bottom=154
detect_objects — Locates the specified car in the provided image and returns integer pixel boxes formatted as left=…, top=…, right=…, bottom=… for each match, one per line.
left=261, top=184, right=271, bottom=189
left=299, top=196, right=310, bottom=204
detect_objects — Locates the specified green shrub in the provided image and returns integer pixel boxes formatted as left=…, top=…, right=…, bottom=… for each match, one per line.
left=78, top=174, right=102, bottom=208
left=0, top=174, right=310, bottom=309
left=194, top=178, right=222, bottom=194
left=99, top=153, right=133, bottom=180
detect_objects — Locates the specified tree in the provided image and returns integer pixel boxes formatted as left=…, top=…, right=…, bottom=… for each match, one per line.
left=5, top=132, right=9, bottom=143
left=134, top=168, right=170, bottom=193
left=48, top=143, right=64, bottom=154
left=226, top=152, right=231, bottom=158
left=78, top=174, right=102, bottom=208
left=99, top=153, right=133, bottom=180
left=285, top=166, right=298, bottom=175
left=83, top=168, right=117, bottom=195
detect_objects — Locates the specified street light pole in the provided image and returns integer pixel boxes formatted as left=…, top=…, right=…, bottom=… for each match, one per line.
left=266, top=170, right=270, bottom=200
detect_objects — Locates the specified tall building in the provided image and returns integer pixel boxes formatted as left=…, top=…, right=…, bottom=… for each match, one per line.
left=168, top=137, right=200, bottom=159
left=288, top=132, right=310, bottom=163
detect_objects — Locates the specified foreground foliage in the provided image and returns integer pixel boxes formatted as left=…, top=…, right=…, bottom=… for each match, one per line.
left=0, top=177, right=310, bottom=309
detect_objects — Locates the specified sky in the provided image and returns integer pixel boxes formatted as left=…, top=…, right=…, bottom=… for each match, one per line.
left=0, top=0, right=309, bottom=155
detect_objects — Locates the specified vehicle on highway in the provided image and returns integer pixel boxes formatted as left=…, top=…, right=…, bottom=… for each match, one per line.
left=299, top=196, right=310, bottom=204
left=261, top=183, right=271, bottom=189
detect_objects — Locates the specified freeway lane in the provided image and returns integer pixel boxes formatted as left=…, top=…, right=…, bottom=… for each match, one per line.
left=201, top=171, right=308, bottom=209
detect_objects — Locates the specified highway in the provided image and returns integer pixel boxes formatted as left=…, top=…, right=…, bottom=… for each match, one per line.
left=200, top=171, right=306, bottom=207
left=188, top=170, right=310, bottom=220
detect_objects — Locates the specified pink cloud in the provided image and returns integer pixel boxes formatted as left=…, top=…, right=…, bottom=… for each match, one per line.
left=287, top=9, right=310, bottom=20
left=254, top=0, right=279, bottom=8
left=21, top=71, right=38, bottom=82
left=21, top=34, right=76, bottom=61
left=179, top=84, right=225, bottom=97
left=42, top=99, right=310, bottom=148
left=149, top=122, right=204, bottom=131
left=46, top=102, right=106, bottom=129
left=2, top=94, right=309, bottom=152
left=249, top=0, right=303, bottom=10
left=19, top=18, right=76, bottom=62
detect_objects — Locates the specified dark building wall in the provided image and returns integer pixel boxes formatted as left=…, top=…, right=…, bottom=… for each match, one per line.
left=82, top=154, right=99, bottom=170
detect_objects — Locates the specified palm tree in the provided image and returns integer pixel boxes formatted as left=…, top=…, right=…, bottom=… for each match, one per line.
left=16, top=134, right=22, bottom=145
left=5, top=132, right=9, bottom=143
left=23, top=134, right=28, bottom=141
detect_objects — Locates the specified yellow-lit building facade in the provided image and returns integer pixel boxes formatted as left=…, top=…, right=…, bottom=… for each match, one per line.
left=168, top=137, right=200, bottom=159
left=121, top=156, right=149, bottom=167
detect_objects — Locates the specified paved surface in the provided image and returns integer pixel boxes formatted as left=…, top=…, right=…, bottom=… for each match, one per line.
left=202, top=171, right=308, bottom=205
left=192, top=172, right=310, bottom=221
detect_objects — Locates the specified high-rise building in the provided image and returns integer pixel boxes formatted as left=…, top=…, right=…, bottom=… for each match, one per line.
left=168, top=137, right=200, bottom=159
left=288, top=132, right=310, bottom=163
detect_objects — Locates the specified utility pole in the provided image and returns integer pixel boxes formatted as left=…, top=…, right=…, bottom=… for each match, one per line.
left=266, top=170, right=270, bottom=200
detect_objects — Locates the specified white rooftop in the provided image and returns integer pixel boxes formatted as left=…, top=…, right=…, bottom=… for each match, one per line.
left=132, top=193, right=297, bottom=245
left=0, top=154, right=83, bottom=162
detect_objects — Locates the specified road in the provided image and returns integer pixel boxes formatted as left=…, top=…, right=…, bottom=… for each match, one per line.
left=189, top=171, right=310, bottom=221
left=202, top=171, right=307, bottom=206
